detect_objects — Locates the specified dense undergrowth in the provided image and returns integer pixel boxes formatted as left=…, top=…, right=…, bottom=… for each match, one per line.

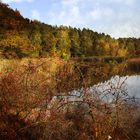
left=0, top=58, right=140, bottom=140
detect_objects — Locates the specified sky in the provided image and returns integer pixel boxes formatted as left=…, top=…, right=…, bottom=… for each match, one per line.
left=1, top=0, right=140, bottom=38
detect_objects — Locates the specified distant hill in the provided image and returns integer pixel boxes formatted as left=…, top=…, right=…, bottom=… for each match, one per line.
left=0, top=2, right=140, bottom=59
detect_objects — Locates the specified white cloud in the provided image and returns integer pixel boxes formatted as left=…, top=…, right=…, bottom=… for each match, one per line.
left=2, top=0, right=34, bottom=3
left=110, top=0, right=136, bottom=5
left=48, top=6, right=84, bottom=26
left=98, top=0, right=136, bottom=5
left=31, top=10, right=40, bottom=20
left=90, top=7, right=113, bottom=20
left=48, top=0, right=114, bottom=28
left=61, top=0, right=83, bottom=6
left=102, top=22, right=140, bottom=38
left=48, top=0, right=85, bottom=26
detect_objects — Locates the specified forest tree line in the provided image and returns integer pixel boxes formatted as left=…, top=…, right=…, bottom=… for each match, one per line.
left=0, top=2, right=140, bottom=59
